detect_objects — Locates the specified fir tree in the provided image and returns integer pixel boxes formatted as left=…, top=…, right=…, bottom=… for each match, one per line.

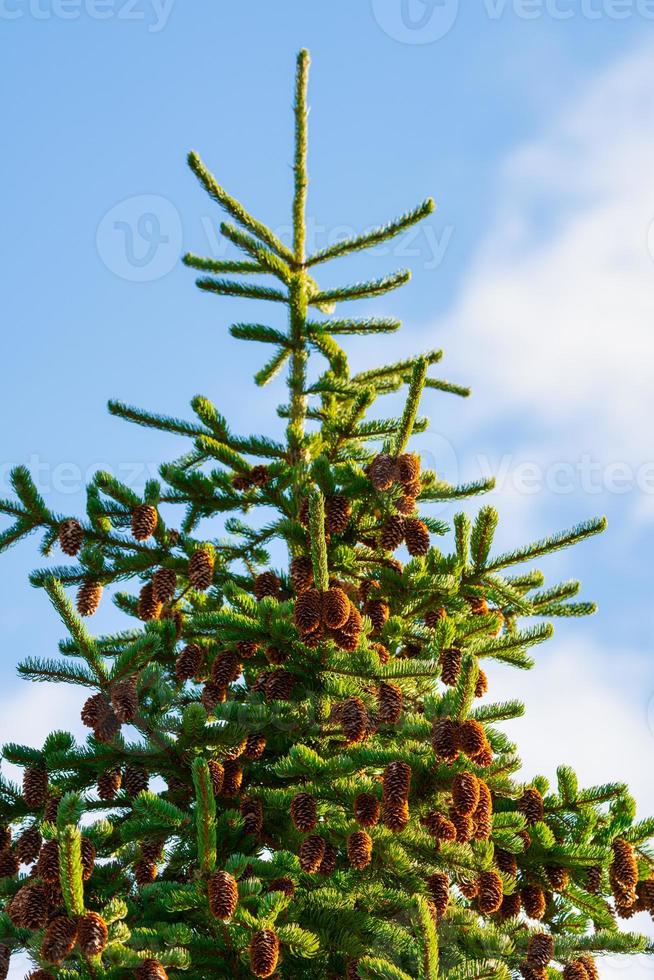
left=1, top=49, right=653, bottom=980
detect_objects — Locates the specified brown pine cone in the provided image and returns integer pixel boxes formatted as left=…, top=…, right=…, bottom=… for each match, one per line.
left=382, top=760, right=411, bottom=805
left=498, top=891, right=522, bottom=920
left=577, top=956, right=599, bottom=980
left=76, top=580, right=103, bottom=617
left=140, top=839, right=164, bottom=864
left=325, top=494, right=352, bottom=534
left=520, top=964, right=548, bottom=980
left=380, top=515, right=406, bottom=551
left=244, top=733, right=267, bottom=760
left=396, top=452, right=421, bottom=485
left=426, top=871, right=449, bottom=919
left=212, top=650, right=242, bottom=688
left=131, top=503, right=158, bottom=541
left=522, top=884, right=547, bottom=920
left=371, top=642, right=391, bottom=664
left=432, top=717, right=460, bottom=763
left=97, top=767, right=122, bottom=801
left=23, top=767, right=48, bottom=809
left=518, top=787, right=545, bottom=825
left=36, top=839, right=59, bottom=882
left=396, top=494, right=417, bottom=515
left=471, top=742, right=494, bottom=768
left=382, top=800, right=410, bottom=833
left=421, top=811, right=457, bottom=844
left=332, top=604, right=363, bottom=651
left=368, top=453, right=397, bottom=491
left=254, top=571, right=281, bottom=600
left=290, top=555, right=314, bottom=593
left=291, top=793, right=318, bottom=834
left=299, top=834, right=326, bottom=873
left=208, top=760, right=225, bottom=795
left=241, top=798, right=264, bottom=836
left=546, top=864, right=569, bottom=892
left=265, top=669, right=296, bottom=702
left=458, top=719, right=487, bottom=758
left=347, top=830, right=372, bottom=870
left=366, top=599, right=389, bottom=633
left=323, top=587, right=351, bottom=630
left=81, top=692, right=110, bottom=729
left=637, top=878, right=654, bottom=912
left=473, top=780, right=493, bottom=840
left=354, top=793, right=381, bottom=828
left=449, top=809, right=474, bottom=843
left=452, top=772, right=480, bottom=817
left=175, top=643, right=203, bottom=682
left=341, top=697, right=369, bottom=745
left=222, top=760, right=243, bottom=798
left=80, top=837, right=95, bottom=880
left=377, top=682, right=403, bottom=725
left=111, top=676, right=138, bottom=723
left=160, top=605, right=184, bottom=639
left=135, top=959, right=169, bottom=980
left=585, top=865, right=602, bottom=894
left=527, top=933, right=554, bottom=968
left=268, top=876, right=295, bottom=897
left=562, top=964, right=590, bottom=980
left=295, top=588, right=322, bottom=634
left=58, top=518, right=83, bottom=556
left=265, top=645, right=289, bottom=665
left=135, top=860, right=157, bottom=887
left=458, top=876, right=480, bottom=899
left=208, top=870, right=238, bottom=919
left=10, top=884, right=48, bottom=929
left=188, top=548, right=214, bottom=590
left=249, top=928, right=280, bottom=978
left=16, top=825, right=42, bottom=864
left=440, top=647, right=462, bottom=686
left=478, top=869, right=504, bottom=915
left=475, top=669, right=489, bottom=698
left=404, top=518, right=430, bottom=556
left=151, top=566, right=177, bottom=603
left=517, top=829, right=532, bottom=850
left=137, top=582, right=162, bottom=622
left=124, top=767, right=148, bottom=797
left=41, top=915, right=78, bottom=964
left=0, top=944, right=10, bottom=980
left=78, top=912, right=108, bottom=955
left=495, top=848, right=518, bottom=877
left=425, top=606, right=446, bottom=629
left=318, top=841, right=338, bottom=876
left=94, top=704, right=121, bottom=743
left=202, top=681, right=226, bottom=712
left=346, top=961, right=361, bottom=980
left=611, top=838, right=638, bottom=891
left=249, top=465, right=270, bottom=487
left=0, top=828, right=9, bottom=850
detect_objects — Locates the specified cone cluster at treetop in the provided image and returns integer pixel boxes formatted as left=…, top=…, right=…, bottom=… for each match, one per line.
left=0, top=49, right=652, bottom=980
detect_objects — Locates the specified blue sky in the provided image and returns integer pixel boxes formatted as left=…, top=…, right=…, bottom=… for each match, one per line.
left=2, top=4, right=654, bottom=973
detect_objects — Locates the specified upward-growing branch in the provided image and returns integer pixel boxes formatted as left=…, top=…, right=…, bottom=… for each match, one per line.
left=287, top=49, right=311, bottom=464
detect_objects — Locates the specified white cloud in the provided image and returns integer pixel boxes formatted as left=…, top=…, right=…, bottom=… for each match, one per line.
left=439, top=40, right=654, bottom=473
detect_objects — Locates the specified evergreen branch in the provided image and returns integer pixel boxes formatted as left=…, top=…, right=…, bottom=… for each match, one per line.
left=182, top=253, right=265, bottom=275
left=58, top=822, right=85, bottom=916
left=306, top=198, right=435, bottom=266
left=43, top=579, right=107, bottom=682
left=424, top=377, right=471, bottom=398
left=17, top=657, right=99, bottom=687
left=220, top=222, right=293, bottom=283
left=310, top=270, right=411, bottom=306
left=192, top=759, right=217, bottom=875
left=484, top=517, right=607, bottom=572
left=308, top=489, right=329, bottom=591
left=256, top=347, right=292, bottom=387
left=195, top=276, right=288, bottom=303
left=307, top=318, right=401, bottom=335
left=470, top=507, right=499, bottom=572
left=187, top=150, right=295, bottom=263
left=393, top=357, right=427, bottom=455
left=353, top=350, right=442, bottom=384
left=230, top=323, right=291, bottom=346
left=108, top=400, right=208, bottom=438
left=419, top=477, right=496, bottom=501
left=293, top=49, right=310, bottom=263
